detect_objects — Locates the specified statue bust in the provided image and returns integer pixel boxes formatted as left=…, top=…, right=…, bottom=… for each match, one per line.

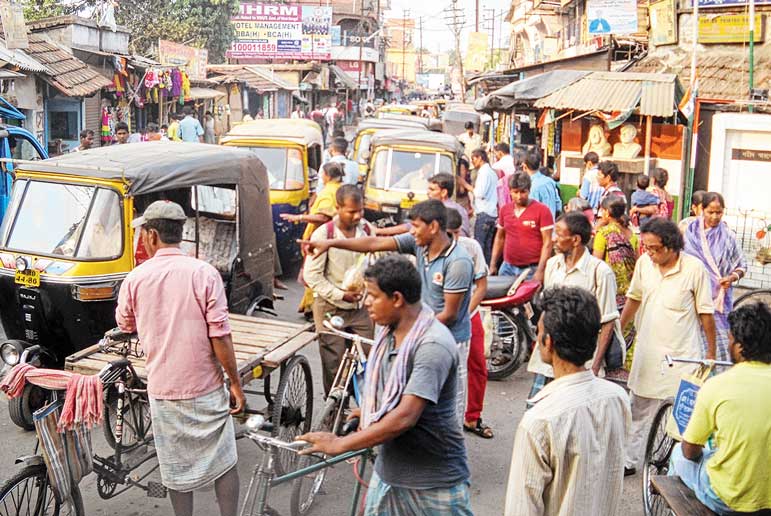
left=582, top=124, right=612, bottom=157
left=613, top=123, right=642, bottom=159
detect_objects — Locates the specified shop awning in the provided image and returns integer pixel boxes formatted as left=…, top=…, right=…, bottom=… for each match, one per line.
left=534, top=71, right=684, bottom=118
left=0, top=39, right=48, bottom=73
left=23, top=33, right=111, bottom=97
left=329, top=64, right=358, bottom=90
left=475, top=70, right=590, bottom=113
left=188, top=87, right=225, bottom=100
left=631, top=49, right=771, bottom=103
left=208, top=64, right=298, bottom=93
left=0, top=69, right=25, bottom=79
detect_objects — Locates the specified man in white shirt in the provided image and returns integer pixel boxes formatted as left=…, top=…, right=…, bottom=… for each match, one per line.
left=526, top=211, right=624, bottom=402
left=470, top=148, right=499, bottom=265
left=458, top=121, right=482, bottom=166
left=505, top=286, right=630, bottom=516
left=620, top=217, right=716, bottom=476
left=328, top=137, right=359, bottom=185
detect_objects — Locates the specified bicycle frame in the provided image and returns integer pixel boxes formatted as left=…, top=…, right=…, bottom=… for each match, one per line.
left=241, top=430, right=369, bottom=516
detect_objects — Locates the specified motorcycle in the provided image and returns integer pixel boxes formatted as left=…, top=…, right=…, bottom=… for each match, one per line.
left=481, top=274, right=541, bottom=380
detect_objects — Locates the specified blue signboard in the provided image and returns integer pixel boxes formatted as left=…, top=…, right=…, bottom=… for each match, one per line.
left=693, top=0, right=771, bottom=6
left=673, top=378, right=701, bottom=434
left=331, top=25, right=341, bottom=46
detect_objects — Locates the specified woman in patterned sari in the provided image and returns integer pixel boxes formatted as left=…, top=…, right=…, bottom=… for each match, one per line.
left=593, top=195, right=638, bottom=376
left=684, top=192, right=747, bottom=362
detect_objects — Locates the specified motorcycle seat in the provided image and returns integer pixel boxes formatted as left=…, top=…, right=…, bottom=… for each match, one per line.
left=481, top=279, right=541, bottom=308
left=484, top=276, right=517, bottom=300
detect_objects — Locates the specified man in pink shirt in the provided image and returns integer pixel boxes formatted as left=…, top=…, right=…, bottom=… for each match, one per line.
left=492, top=143, right=517, bottom=209
left=116, top=200, right=244, bottom=516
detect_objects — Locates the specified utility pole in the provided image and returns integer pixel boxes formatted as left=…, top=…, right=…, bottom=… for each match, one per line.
left=485, top=8, right=495, bottom=69
left=357, top=0, right=366, bottom=105
left=444, top=1, right=466, bottom=102
left=476, top=0, right=480, bottom=31
left=418, top=16, right=424, bottom=77
left=402, top=9, right=410, bottom=90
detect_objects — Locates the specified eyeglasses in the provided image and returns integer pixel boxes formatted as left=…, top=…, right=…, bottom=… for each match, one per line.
left=645, top=244, right=666, bottom=254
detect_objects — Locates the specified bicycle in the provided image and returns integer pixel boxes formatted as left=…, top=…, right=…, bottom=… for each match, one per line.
left=0, top=333, right=166, bottom=516
left=289, top=316, right=374, bottom=516
left=240, top=415, right=370, bottom=516
left=642, top=355, right=732, bottom=516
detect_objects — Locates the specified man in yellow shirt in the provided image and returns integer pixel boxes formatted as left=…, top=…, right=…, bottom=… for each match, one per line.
left=167, top=114, right=182, bottom=142
left=671, top=301, right=771, bottom=514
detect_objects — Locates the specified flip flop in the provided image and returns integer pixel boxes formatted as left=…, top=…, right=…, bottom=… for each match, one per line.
left=464, top=419, right=494, bottom=439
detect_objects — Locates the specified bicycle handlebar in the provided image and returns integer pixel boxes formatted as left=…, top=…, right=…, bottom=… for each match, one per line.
left=322, top=320, right=375, bottom=346
left=664, top=355, right=733, bottom=368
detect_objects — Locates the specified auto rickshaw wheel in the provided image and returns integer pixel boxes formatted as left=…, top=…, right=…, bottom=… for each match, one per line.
left=270, top=355, right=313, bottom=477
left=8, top=383, right=48, bottom=431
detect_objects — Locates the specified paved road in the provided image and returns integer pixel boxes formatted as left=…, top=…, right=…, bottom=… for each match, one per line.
left=0, top=279, right=645, bottom=515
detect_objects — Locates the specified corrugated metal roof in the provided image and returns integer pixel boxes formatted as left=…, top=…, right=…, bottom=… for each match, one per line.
left=208, top=64, right=297, bottom=92
left=24, top=33, right=111, bottom=96
left=534, top=71, right=683, bottom=117
left=0, top=38, right=49, bottom=73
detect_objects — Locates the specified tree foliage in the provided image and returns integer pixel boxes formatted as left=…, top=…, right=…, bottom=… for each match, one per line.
left=115, top=0, right=239, bottom=63
left=23, top=0, right=76, bottom=21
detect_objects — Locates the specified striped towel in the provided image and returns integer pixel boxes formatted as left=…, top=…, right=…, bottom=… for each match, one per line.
left=1, top=364, right=103, bottom=431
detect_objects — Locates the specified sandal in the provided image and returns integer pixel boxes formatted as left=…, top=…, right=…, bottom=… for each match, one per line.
left=464, top=419, right=494, bottom=439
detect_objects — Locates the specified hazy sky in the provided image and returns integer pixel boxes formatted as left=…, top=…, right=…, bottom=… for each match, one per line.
left=384, top=0, right=511, bottom=53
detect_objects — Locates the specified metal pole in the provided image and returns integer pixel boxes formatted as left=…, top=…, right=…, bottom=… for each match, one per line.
left=690, top=0, right=698, bottom=87
left=749, top=0, right=755, bottom=112
left=357, top=0, right=365, bottom=104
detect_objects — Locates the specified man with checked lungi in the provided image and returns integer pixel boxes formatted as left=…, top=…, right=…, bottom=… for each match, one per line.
left=299, top=255, right=473, bottom=515
left=116, top=200, right=244, bottom=516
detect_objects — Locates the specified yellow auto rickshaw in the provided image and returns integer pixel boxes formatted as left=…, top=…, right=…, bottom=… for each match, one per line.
left=364, top=129, right=463, bottom=226
left=352, top=118, right=430, bottom=181
left=0, top=142, right=274, bottom=428
left=375, top=104, right=419, bottom=118
left=220, top=119, right=323, bottom=272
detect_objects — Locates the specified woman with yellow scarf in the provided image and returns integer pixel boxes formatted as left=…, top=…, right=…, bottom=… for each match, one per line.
left=281, top=162, right=345, bottom=316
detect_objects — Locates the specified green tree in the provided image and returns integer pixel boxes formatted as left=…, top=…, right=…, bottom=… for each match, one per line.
left=115, top=0, right=239, bottom=63
left=23, top=0, right=73, bottom=21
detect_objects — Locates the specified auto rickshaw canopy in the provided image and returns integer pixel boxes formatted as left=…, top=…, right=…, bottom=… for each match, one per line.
left=14, top=141, right=269, bottom=196
left=357, top=118, right=430, bottom=132
left=222, top=118, right=323, bottom=148
left=370, top=129, right=463, bottom=156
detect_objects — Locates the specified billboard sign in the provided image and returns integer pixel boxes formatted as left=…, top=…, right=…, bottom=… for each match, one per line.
left=227, top=2, right=332, bottom=60
left=158, top=40, right=208, bottom=80
left=587, top=0, right=638, bottom=35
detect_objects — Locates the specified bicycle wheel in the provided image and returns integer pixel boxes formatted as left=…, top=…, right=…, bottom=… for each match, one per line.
left=642, top=399, right=676, bottom=516
left=0, top=464, right=84, bottom=516
left=102, top=386, right=153, bottom=450
left=271, top=355, right=314, bottom=477
left=734, top=289, right=771, bottom=309
left=289, top=394, right=342, bottom=516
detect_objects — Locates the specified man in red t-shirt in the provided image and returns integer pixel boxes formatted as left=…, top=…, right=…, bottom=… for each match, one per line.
left=490, top=172, right=554, bottom=283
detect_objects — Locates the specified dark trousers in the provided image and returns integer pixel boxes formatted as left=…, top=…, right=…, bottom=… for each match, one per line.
left=311, top=297, right=373, bottom=396
left=474, top=212, right=497, bottom=265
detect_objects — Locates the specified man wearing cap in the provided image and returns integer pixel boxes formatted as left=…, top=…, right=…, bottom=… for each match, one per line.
left=116, top=200, right=243, bottom=516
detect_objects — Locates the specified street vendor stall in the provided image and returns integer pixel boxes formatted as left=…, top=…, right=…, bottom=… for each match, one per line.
left=533, top=71, right=686, bottom=206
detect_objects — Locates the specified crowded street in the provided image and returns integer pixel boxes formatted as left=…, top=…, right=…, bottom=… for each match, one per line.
left=0, top=283, right=647, bottom=516
left=0, top=1, right=770, bottom=516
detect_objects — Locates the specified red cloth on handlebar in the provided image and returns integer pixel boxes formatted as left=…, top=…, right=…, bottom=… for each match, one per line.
left=0, top=363, right=103, bottom=431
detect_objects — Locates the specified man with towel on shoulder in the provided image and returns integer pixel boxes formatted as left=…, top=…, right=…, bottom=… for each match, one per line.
left=116, top=200, right=244, bottom=516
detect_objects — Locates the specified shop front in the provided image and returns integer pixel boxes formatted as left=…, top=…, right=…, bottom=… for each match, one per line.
left=533, top=71, right=686, bottom=208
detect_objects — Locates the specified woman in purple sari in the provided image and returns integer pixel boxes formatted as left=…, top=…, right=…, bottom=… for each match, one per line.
left=684, top=192, right=747, bottom=361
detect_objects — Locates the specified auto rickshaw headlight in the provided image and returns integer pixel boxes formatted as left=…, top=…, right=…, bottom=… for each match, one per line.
left=0, top=341, right=22, bottom=366
left=15, top=257, right=28, bottom=272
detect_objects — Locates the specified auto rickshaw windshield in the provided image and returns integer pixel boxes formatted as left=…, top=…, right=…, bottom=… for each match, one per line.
left=0, top=179, right=123, bottom=259
left=370, top=150, right=453, bottom=193
left=354, top=133, right=373, bottom=164
left=234, top=146, right=304, bottom=191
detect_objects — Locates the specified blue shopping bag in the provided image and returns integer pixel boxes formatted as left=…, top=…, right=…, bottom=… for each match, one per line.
left=671, top=365, right=713, bottom=435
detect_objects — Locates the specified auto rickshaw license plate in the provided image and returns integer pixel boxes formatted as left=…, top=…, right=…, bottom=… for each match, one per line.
left=400, top=198, right=418, bottom=210
left=14, top=269, right=40, bottom=287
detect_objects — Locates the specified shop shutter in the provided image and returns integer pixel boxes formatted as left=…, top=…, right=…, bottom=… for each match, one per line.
left=84, top=95, right=102, bottom=147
